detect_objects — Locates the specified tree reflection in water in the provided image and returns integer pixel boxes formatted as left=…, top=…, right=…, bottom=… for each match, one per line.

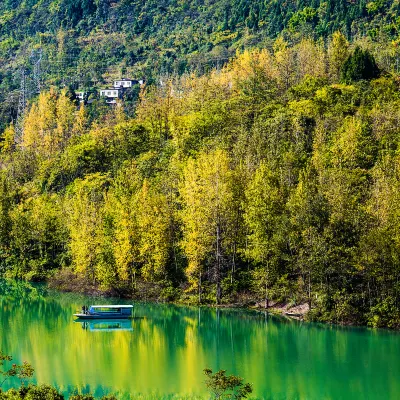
left=0, top=279, right=400, bottom=400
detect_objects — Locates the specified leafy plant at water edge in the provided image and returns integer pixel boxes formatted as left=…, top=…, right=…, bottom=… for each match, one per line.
left=204, top=369, right=252, bottom=399
left=0, top=351, right=34, bottom=387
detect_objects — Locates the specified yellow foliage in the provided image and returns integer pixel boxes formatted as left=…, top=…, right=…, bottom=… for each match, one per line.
left=56, top=89, right=76, bottom=149
left=296, top=39, right=326, bottom=79
left=22, top=88, right=76, bottom=156
left=327, top=31, right=350, bottom=81
left=137, top=179, right=171, bottom=281
left=73, top=103, right=88, bottom=136
left=180, top=148, right=234, bottom=291
left=289, top=99, right=318, bottom=118
left=331, top=117, right=362, bottom=168
left=2, top=124, right=15, bottom=153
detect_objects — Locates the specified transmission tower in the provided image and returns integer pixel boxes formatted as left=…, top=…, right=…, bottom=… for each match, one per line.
left=15, top=69, right=28, bottom=143
left=14, top=49, right=43, bottom=144
left=31, top=48, right=43, bottom=94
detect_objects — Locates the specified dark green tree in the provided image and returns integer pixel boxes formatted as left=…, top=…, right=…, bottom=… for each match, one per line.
left=341, top=46, right=380, bottom=83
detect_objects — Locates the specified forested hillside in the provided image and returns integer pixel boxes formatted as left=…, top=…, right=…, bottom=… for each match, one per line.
left=0, top=31, right=400, bottom=328
left=2, top=0, right=400, bottom=328
left=1, top=0, right=400, bottom=131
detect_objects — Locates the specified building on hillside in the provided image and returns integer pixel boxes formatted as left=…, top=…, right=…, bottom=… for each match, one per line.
left=76, top=91, right=85, bottom=103
left=79, top=77, right=145, bottom=106
left=99, top=87, right=123, bottom=104
left=113, top=78, right=145, bottom=89
left=114, top=78, right=134, bottom=88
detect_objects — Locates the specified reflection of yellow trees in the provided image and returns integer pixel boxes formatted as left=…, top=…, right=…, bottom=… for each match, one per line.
left=1, top=283, right=400, bottom=398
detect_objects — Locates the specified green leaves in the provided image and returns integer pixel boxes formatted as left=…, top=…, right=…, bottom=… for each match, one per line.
left=1, top=34, right=400, bottom=326
left=0, top=351, right=34, bottom=387
left=204, top=368, right=252, bottom=400
left=341, top=47, right=380, bottom=83
left=288, top=7, right=318, bottom=32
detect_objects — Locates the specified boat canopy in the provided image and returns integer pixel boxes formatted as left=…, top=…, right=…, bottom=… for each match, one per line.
left=74, top=304, right=133, bottom=320
left=90, top=305, right=133, bottom=309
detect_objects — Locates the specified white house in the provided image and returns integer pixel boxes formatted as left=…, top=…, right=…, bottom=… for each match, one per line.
left=76, top=91, right=85, bottom=102
left=113, top=78, right=145, bottom=89
left=114, top=78, right=134, bottom=88
left=99, top=87, right=122, bottom=104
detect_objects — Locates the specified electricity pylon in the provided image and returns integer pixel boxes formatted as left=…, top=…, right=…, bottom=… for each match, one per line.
left=15, top=69, right=28, bottom=144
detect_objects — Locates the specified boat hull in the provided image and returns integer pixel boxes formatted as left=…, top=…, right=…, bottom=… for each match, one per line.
left=73, top=313, right=132, bottom=320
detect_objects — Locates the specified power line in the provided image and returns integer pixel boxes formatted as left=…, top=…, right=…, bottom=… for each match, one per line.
left=10, top=49, right=229, bottom=143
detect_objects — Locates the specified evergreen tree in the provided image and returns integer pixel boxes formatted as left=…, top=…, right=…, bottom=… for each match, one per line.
left=341, top=46, right=380, bottom=83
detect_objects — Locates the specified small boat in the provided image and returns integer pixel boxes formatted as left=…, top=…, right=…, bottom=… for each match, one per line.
left=74, top=305, right=133, bottom=319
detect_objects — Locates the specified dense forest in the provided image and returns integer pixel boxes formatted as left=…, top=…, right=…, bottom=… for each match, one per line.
left=1, top=0, right=400, bottom=130
left=0, top=28, right=400, bottom=328
left=1, top=0, right=400, bottom=328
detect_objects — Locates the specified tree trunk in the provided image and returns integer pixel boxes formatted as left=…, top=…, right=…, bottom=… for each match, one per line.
left=216, top=280, right=222, bottom=306
left=199, top=271, right=202, bottom=304
left=308, top=271, right=312, bottom=310
left=216, top=223, right=222, bottom=305
left=368, top=280, right=372, bottom=308
left=231, top=243, right=236, bottom=285
left=265, top=263, right=269, bottom=309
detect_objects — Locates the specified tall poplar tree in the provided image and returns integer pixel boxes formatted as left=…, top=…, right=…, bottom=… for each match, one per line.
left=180, top=148, right=234, bottom=304
left=244, top=162, right=283, bottom=308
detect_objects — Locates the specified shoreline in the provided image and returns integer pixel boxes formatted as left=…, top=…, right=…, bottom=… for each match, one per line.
left=4, top=274, right=397, bottom=330
left=47, top=270, right=311, bottom=320
left=47, top=272, right=391, bottom=329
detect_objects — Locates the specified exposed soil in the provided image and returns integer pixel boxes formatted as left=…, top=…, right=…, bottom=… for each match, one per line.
left=253, top=300, right=310, bottom=319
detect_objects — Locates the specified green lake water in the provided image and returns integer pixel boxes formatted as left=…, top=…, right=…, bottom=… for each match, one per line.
left=0, top=280, right=399, bottom=399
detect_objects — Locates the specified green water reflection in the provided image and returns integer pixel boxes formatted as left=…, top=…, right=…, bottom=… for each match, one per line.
left=0, top=280, right=399, bottom=399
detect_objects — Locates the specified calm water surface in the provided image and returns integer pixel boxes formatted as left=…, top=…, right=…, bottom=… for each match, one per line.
left=0, top=280, right=399, bottom=399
